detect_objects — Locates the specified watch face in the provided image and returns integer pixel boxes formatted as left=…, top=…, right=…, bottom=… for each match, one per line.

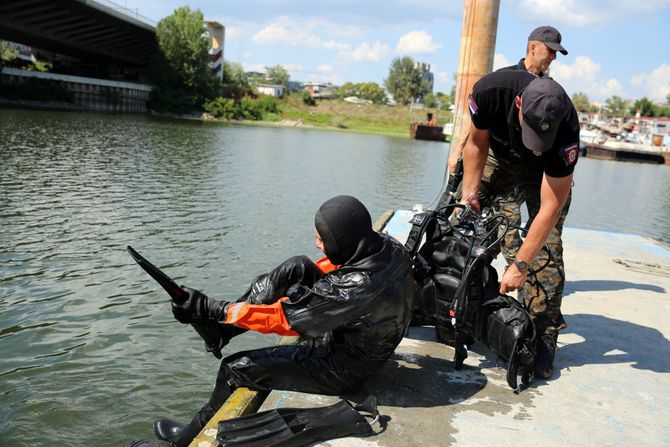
left=515, top=260, right=528, bottom=271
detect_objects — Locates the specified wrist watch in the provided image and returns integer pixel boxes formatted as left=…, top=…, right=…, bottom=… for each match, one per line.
left=513, top=259, right=529, bottom=272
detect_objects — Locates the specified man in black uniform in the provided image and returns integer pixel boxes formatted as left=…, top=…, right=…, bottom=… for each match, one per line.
left=499, top=25, right=568, bottom=76
left=490, top=25, right=569, bottom=285
left=448, top=26, right=569, bottom=172
left=459, top=71, right=580, bottom=380
left=152, top=195, right=416, bottom=447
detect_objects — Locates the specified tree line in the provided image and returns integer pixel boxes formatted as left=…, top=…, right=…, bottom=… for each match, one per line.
left=7, top=5, right=667, bottom=119
left=158, top=6, right=670, bottom=120
left=571, top=92, right=670, bottom=118
left=148, top=7, right=457, bottom=114
left=149, top=6, right=670, bottom=120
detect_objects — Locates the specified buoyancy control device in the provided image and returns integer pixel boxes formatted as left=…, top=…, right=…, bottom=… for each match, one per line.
left=404, top=195, right=537, bottom=390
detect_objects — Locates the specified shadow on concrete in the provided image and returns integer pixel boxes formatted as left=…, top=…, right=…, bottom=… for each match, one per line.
left=448, top=312, right=670, bottom=385
left=564, top=280, right=665, bottom=297
left=555, top=313, right=670, bottom=375
left=348, top=327, right=486, bottom=408
left=400, top=313, right=670, bottom=390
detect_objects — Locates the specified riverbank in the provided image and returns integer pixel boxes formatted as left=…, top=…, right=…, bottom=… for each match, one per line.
left=1, top=93, right=451, bottom=138
left=201, top=94, right=451, bottom=138
left=273, top=94, right=449, bottom=137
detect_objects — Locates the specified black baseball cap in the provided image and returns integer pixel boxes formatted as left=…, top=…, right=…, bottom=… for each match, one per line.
left=521, top=77, right=571, bottom=152
left=528, top=25, right=568, bottom=55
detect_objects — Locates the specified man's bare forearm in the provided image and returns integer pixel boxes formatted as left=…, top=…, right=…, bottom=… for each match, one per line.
left=460, top=126, right=489, bottom=209
left=516, top=174, right=572, bottom=263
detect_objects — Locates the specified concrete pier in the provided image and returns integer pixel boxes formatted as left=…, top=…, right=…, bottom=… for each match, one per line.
left=0, top=68, right=151, bottom=113
left=584, top=140, right=670, bottom=164
left=192, top=212, right=670, bottom=446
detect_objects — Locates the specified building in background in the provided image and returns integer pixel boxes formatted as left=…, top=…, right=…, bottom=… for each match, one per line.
left=303, top=82, right=338, bottom=99
left=256, top=83, right=284, bottom=97
left=415, top=61, right=434, bottom=96
left=204, top=20, right=225, bottom=81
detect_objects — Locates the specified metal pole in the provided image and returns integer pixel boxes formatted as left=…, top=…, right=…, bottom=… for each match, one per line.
left=452, top=0, right=500, bottom=145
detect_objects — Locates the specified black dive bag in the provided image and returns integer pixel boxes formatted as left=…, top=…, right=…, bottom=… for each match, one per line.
left=404, top=203, right=537, bottom=389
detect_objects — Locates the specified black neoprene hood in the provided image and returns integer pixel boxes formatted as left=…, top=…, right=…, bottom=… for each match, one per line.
left=314, top=195, right=381, bottom=265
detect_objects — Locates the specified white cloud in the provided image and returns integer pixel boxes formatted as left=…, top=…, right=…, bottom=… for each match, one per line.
left=395, top=30, right=442, bottom=54
left=594, top=78, right=626, bottom=100
left=550, top=56, right=625, bottom=100
left=339, top=41, right=390, bottom=62
left=513, top=0, right=670, bottom=27
left=284, top=64, right=343, bottom=84
left=316, top=64, right=334, bottom=73
left=281, top=63, right=304, bottom=73
left=242, top=62, right=266, bottom=73
left=493, top=54, right=513, bottom=71
left=630, top=64, right=670, bottom=101
left=550, top=55, right=601, bottom=82
left=281, top=64, right=343, bottom=85
left=310, top=20, right=364, bottom=38
left=252, top=16, right=349, bottom=51
left=514, top=0, right=597, bottom=26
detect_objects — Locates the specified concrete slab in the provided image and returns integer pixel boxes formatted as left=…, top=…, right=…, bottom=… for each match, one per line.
left=258, top=219, right=670, bottom=446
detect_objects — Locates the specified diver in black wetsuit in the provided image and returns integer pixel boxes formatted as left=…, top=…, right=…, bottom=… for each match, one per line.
left=146, top=195, right=416, bottom=447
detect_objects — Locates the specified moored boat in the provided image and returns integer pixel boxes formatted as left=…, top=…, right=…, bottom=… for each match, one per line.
left=410, top=122, right=445, bottom=141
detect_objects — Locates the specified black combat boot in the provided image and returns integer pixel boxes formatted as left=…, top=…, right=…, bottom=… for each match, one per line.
left=153, top=403, right=216, bottom=447
left=535, top=332, right=558, bottom=379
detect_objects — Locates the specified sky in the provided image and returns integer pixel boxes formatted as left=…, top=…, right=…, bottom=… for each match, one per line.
left=120, top=0, right=670, bottom=103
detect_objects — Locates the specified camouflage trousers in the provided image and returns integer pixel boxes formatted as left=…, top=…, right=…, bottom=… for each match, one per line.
left=479, top=150, right=570, bottom=335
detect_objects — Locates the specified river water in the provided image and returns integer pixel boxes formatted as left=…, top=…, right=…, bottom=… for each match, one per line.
left=1, top=109, right=668, bottom=446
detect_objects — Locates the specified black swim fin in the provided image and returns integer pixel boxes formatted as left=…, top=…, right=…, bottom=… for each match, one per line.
left=216, top=395, right=380, bottom=447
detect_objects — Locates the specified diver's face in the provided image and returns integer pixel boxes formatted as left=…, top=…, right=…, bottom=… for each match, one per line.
left=314, top=228, right=325, bottom=253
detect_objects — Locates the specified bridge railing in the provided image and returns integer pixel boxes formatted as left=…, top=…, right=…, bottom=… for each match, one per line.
left=91, top=0, right=157, bottom=27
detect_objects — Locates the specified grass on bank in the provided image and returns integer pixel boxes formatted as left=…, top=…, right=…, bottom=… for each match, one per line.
left=206, top=93, right=452, bottom=137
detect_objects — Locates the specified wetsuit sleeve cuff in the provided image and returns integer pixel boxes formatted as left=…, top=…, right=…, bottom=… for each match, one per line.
left=224, top=298, right=299, bottom=336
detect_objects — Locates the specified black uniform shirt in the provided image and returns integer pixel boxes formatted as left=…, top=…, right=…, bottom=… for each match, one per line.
left=468, top=70, right=580, bottom=178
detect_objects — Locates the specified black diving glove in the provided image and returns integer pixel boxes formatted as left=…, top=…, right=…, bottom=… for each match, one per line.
left=171, top=286, right=229, bottom=325
left=171, top=286, right=242, bottom=359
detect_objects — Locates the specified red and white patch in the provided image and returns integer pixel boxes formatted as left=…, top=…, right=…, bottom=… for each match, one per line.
left=562, top=144, right=579, bottom=166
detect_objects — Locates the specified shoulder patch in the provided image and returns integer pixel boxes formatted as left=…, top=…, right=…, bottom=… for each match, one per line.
left=467, top=94, right=478, bottom=116
left=561, top=143, right=579, bottom=166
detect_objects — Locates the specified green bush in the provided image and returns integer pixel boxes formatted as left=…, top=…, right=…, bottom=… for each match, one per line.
left=239, top=96, right=262, bottom=120
left=204, top=97, right=237, bottom=119
left=150, top=86, right=201, bottom=113
left=302, top=90, right=316, bottom=106
left=332, top=116, right=348, bottom=129
left=423, top=93, right=437, bottom=108
left=264, top=112, right=281, bottom=122
left=203, top=95, right=281, bottom=121
left=256, top=95, right=278, bottom=114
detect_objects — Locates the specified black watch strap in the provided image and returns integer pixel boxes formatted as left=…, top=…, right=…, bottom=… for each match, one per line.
left=514, top=259, right=529, bottom=271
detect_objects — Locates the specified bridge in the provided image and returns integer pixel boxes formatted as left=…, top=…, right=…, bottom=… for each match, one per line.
left=0, top=0, right=157, bottom=68
left=0, top=0, right=228, bottom=112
